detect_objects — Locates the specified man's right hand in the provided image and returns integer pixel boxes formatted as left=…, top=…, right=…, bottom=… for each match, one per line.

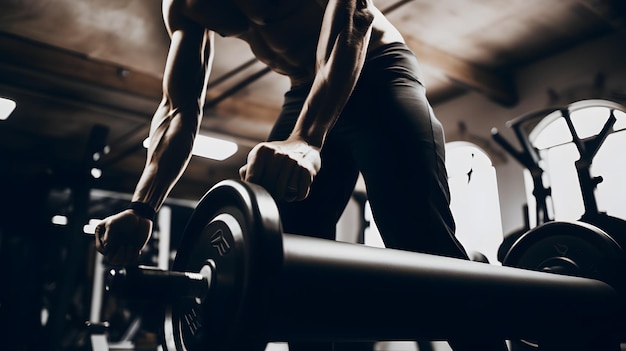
left=94, top=210, right=153, bottom=266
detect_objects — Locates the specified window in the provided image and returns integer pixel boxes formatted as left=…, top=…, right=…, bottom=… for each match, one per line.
left=359, top=142, right=504, bottom=263
left=526, top=100, right=626, bottom=222
left=445, top=141, right=503, bottom=263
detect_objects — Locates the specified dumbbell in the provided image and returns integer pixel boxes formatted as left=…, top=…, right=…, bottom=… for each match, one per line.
left=104, top=180, right=623, bottom=351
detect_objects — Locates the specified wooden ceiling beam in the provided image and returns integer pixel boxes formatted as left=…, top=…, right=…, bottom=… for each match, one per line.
left=404, top=35, right=518, bottom=106
left=0, top=28, right=518, bottom=110
left=0, top=32, right=162, bottom=99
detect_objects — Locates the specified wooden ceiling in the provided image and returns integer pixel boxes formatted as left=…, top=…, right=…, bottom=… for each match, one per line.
left=0, top=0, right=624, bottom=201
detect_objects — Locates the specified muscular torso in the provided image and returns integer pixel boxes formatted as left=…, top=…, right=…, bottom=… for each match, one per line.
left=179, top=0, right=404, bottom=84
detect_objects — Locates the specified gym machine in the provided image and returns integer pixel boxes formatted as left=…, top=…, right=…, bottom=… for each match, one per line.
left=492, top=100, right=626, bottom=349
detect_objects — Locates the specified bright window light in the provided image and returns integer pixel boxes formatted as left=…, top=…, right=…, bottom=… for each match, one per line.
left=0, top=97, right=16, bottom=120
left=527, top=100, right=626, bottom=222
left=143, top=134, right=238, bottom=161
left=445, top=142, right=503, bottom=264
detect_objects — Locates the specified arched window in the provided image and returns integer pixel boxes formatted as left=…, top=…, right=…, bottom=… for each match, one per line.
left=445, top=142, right=503, bottom=264
left=526, top=100, right=626, bottom=222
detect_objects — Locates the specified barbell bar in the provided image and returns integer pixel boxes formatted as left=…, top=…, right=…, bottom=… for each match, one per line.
left=104, top=180, right=624, bottom=351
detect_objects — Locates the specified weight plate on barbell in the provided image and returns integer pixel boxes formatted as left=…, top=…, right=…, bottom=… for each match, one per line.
left=162, top=180, right=284, bottom=351
left=502, top=220, right=626, bottom=350
left=503, top=221, right=624, bottom=285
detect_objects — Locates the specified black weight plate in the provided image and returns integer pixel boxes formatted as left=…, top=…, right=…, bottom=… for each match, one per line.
left=582, top=213, right=626, bottom=255
left=503, top=221, right=624, bottom=286
left=502, top=221, right=626, bottom=350
left=162, top=180, right=284, bottom=351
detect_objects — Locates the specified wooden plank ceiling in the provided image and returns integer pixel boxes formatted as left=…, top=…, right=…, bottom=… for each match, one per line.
left=0, top=0, right=623, bottom=200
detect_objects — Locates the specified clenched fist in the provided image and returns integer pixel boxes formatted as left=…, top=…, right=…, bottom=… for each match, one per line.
left=240, top=138, right=321, bottom=202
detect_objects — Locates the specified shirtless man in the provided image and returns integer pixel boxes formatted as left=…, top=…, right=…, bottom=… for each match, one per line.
left=95, top=1, right=507, bottom=350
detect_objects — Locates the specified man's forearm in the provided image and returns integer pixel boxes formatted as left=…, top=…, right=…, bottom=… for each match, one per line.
left=131, top=103, right=201, bottom=211
left=129, top=20, right=212, bottom=212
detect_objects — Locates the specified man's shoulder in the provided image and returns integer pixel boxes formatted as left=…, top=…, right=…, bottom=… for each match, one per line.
left=165, top=0, right=250, bottom=36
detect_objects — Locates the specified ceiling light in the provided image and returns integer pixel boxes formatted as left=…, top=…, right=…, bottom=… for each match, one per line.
left=0, top=97, right=16, bottom=120
left=143, top=134, right=238, bottom=161
left=91, top=168, right=103, bottom=179
left=51, top=215, right=68, bottom=226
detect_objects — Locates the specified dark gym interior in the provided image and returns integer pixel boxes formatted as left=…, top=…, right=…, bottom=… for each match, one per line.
left=1, top=1, right=626, bottom=350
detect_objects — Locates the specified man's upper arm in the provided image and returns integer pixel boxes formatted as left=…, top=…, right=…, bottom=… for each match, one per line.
left=161, top=0, right=214, bottom=110
left=316, top=0, right=374, bottom=64
left=315, top=0, right=370, bottom=8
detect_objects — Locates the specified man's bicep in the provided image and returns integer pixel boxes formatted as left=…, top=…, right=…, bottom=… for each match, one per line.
left=162, top=27, right=214, bottom=110
left=316, top=0, right=373, bottom=63
left=315, top=0, right=371, bottom=12
left=161, top=0, right=213, bottom=108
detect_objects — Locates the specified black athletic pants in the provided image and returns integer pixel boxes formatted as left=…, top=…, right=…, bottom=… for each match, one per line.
left=268, top=42, right=507, bottom=351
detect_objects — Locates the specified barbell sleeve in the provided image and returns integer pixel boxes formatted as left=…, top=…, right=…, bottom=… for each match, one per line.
left=105, top=265, right=212, bottom=301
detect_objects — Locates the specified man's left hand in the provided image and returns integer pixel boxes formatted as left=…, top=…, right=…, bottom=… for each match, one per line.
left=239, top=138, right=321, bottom=202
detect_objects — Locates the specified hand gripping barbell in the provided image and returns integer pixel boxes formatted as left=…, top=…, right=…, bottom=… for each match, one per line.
left=105, top=180, right=624, bottom=351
